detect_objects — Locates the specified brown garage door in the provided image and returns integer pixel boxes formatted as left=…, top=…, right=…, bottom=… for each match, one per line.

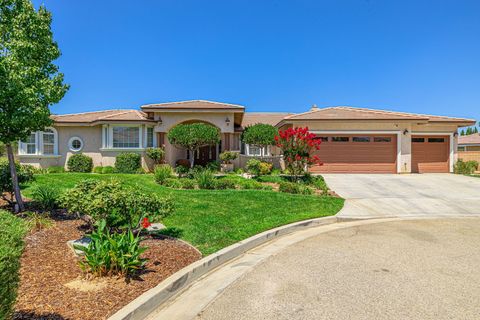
left=411, top=135, right=450, bottom=173
left=310, top=134, right=397, bottom=173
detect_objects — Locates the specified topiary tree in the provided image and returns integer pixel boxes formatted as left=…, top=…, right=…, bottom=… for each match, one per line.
left=146, top=147, right=165, bottom=165
left=0, top=0, right=69, bottom=212
left=241, top=124, right=278, bottom=157
left=168, top=123, right=220, bottom=168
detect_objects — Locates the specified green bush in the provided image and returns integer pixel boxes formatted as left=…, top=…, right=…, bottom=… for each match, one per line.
left=256, top=175, right=284, bottom=183
left=206, top=161, right=220, bottom=172
left=60, top=179, right=174, bottom=229
left=246, top=159, right=272, bottom=176
left=310, top=176, right=329, bottom=195
left=67, top=154, right=93, bottom=173
left=0, top=210, right=27, bottom=319
left=0, top=158, right=34, bottom=205
left=102, top=166, right=115, bottom=174
left=279, top=181, right=314, bottom=195
left=175, top=165, right=189, bottom=178
left=219, top=151, right=238, bottom=164
left=179, top=178, right=196, bottom=189
left=30, top=185, right=59, bottom=211
left=146, top=147, right=165, bottom=164
left=75, top=220, right=147, bottom=277
left=194, top=170, right=216, bottom=189
left=154, top=226, right=183, bottom=238
left=186, top=165, right=205, bottom=179
left=115, top=152, right=141, bottom=173
left=237, top=179, right=271, bottom=190
left=47, top=166, right=65, bottom=173
left=454, top=159, right=479, bottom=175
left=154, top=164, right=174, bottom=185
left=163, top=178, right=182, bottom=189
left=93, top=166, right=103, bottom=174
left=214, top=179, right=236, bottom=190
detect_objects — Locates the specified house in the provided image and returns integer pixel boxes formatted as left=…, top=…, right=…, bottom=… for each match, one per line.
left=17, top=100, right=475, bottom=174
left=458, top=133, right=480, bottom=151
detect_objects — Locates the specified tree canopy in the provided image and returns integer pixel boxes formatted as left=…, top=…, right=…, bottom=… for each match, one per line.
left=0, top=0, right=68, bottom=211
left=167, top=123, right=220, bottom=167
left=241, top=123, right=278, bottom=148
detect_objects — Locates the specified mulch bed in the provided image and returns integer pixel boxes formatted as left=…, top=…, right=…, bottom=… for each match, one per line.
left=14, top=217, right=202, bottom=320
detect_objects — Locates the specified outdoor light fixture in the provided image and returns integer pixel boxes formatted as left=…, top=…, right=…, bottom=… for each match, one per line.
left=403, top=129, right=409, bottom=135
left=157, top=117, right=163, bottom=125
left=225, top=117, right=231, bottom=125
left=454, top=132, right=459, bottom=137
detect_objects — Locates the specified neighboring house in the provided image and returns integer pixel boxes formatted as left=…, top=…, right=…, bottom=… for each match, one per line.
left=458, top=134, right=480, bottom=151
left=17, top=100, right=475, bottom=174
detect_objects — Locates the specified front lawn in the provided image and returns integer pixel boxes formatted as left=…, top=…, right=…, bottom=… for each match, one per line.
left=23, top=173, right=344, bottom=255
left=0, top=210, right=28, bottom=319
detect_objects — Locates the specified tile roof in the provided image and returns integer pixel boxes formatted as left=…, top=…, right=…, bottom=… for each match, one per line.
left=241, top=112, right=292, bottom=127
left=283, top=106, right=475, bottom=124
left=141, top=100, right=245, bottom=110
left=52, top=109, right=152, bottom=124
left=458, top=133, right=480, bottom=145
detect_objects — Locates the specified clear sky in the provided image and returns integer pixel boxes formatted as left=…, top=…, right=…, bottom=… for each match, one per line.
left=33, top=0, right=479, bottom=124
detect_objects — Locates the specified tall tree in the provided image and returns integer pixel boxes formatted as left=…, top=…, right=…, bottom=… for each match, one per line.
left=460, top=129, right=465, bottom=136
left=0, top=0, right=68, bottom=212
left=474, top=127, right=479, bottom=134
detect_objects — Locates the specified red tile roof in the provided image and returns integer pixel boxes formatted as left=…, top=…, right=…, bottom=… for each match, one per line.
left=241, top=113, right=292, bottom=127
left=52, top=110, right=153, bottom=124
left=141, top=100, right=244, bottom=111
left=458, top=133, right=480, bottom=145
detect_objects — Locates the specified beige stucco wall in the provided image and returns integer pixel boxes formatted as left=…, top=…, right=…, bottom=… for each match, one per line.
left=153, top=112, right=236, bottom=133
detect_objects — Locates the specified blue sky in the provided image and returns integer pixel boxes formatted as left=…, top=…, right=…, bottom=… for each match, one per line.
left=33, top=0, right=479, bottom=124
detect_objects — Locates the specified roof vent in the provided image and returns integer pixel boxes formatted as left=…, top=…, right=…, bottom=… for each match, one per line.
left=310, top=104, right=319, bottom=111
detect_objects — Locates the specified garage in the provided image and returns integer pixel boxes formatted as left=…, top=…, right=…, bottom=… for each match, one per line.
left=411, top=135, right=450, bottom=173
left=310, top=134, right=398, bottom=173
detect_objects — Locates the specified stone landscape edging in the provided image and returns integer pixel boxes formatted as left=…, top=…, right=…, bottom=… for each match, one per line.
left=108, top=215, right=339, bottom=320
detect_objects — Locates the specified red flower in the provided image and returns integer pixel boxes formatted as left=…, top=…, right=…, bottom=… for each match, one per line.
left=141, top=217, right=152, bottom=229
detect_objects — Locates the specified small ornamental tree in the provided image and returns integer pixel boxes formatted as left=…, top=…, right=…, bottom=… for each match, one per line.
left=241, top=124, right=278, bottom=157
left=0, top=0, right=69, bottom=211
left=167, top=123, right=220, bottom=167
left=275, top=127, right=322, bottom=180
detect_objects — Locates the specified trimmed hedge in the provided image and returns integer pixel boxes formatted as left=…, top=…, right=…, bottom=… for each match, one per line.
left=0, top=210, right=27, bottom=319
left=67, top=154, right=93, bottom=173
left=115, top=153, right=141, bottom=173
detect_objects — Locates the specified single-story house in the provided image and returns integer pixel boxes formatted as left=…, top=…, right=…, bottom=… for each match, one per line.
left=17, top=100, right=475, bottom=174
left=458, top=134, right=480, bottom=151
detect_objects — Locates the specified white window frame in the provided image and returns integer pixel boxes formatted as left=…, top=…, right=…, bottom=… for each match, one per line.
left=18, top=127, right=59, bottom=157
left=245, top=144, right=270, bottom=157
left=68, top=136, right=84, bottom=152
left=101, top=124, right=155, bottom=150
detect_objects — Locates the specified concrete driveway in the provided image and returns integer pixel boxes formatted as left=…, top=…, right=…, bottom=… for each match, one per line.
left=322, top=174, right=480, bottom=218
left=196, top=218, right=480, bottom=320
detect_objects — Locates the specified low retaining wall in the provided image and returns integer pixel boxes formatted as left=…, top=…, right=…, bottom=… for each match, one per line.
left=108, top=216, right=338, bottom=320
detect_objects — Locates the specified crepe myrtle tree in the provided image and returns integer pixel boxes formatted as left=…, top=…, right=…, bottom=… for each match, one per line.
left=0, top=0, right=69, bottom=212
left=241, top=123, right=278, bottom=157
left=167, top=123, right=220, bottom=168
left=275, top=127, right=322, bottom=180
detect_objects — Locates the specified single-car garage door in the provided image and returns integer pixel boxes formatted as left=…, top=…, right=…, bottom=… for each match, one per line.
left=411, top=135, right=450, bottom=173
left=310, top=134, right=397, bottom=173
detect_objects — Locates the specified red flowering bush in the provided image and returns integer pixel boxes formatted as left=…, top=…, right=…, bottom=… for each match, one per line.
left=275, top=127, right=322, bottom=179
left=141, top=217, right=152, bottom=229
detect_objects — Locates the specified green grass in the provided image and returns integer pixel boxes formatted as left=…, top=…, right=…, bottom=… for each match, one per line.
left=0, top=210, right=28, bottom=319
left=23, top=173, right=344, bottom=255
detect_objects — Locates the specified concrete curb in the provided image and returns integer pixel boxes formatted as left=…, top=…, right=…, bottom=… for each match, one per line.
left=108, top=215, right=338, bottom=320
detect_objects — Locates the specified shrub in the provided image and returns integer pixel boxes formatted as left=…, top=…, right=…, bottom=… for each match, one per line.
left=237, top=179, right=271, bottom=190
left=279, top=181, right=314, bottom=195
left=454, top=159, right=479, bottom=175
left=154, top=164, right=174, bottom=185
left=136, top=167, right=146, bottom=174
left=155, top=226, right=183, bottom=238
left=163, top=178, right=182, bottom=189
left=194, top=170, right=216, bottom=189
left=219, top=151, right=238, bottom=164
left=115, top=152, right=141, bottom=173
left=179, top=178, right=196, bottom=189
left=67, top=154, right=93, bottom=173
left=0, top=158, right=34, bottom=206
left=93, top=166, right=103, bottom=174
left=47, top=166, right=65, bottom=173
left=60, top=179, right=174, bottom=229
left=75, top=220, right=147, bottom=277
left=0, top=211, right=27, bottom=319
left=214, top=179, right=236, bottom=190
left=311, top=176, right=329, bottom=195
left=146, top=147, right=165, bottom=164
left=246, top=158, right=262, bottom=175
left=258, top=162, right=273, bottom=175
left=256, top=175, right=284, bottom=184
left=30, top=185, right=59, bottom=211
left=186, top=165, right=205, bottom=179
left=175, top=165, right=189, bottom=178
left=206, top=161, right=220, bottom=172
left=102, top=166, right=115, bottom=174
left=25, top=211, right=54, bottom=232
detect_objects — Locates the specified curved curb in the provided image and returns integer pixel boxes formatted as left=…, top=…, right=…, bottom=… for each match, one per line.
left=108, top=215, right=338, bottom=320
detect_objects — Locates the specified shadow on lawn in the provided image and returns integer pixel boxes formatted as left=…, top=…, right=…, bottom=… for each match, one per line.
left=13, top=311, right=65, bottom=320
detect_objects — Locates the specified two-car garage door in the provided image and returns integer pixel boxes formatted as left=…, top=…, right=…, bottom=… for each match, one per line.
left=310, top=134, right=397, bottom=173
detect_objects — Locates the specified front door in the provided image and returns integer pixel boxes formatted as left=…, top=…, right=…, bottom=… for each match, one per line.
left=195, top=145, right=217, bottom=166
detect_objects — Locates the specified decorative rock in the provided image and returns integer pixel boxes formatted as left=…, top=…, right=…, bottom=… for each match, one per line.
left=146, top=223, right=166, bottom=233
left=67, top=237, right=91, bottom=256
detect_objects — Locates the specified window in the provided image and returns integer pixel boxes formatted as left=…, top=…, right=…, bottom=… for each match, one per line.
left=412, top=137, right=425, bottom=143
left=245, top=144, right=270, bottom=156
left=331, top=137, right=349, bottom=142
left=68, top=137, right=83, bottom=152
left=112, top=126, right=140, bottom=148
left=42, top=129, right=55, bottom=154
left=146, top=127, right=154, bottom=148
left=25, top=133, right=37, bottom=154
left=428, top=137, right=445, bottom=143
left=314, top=136, right=329, bottom=142
left=374, top=137, right=392, bottom=143
left=352, top=136, right=370, bottom=142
